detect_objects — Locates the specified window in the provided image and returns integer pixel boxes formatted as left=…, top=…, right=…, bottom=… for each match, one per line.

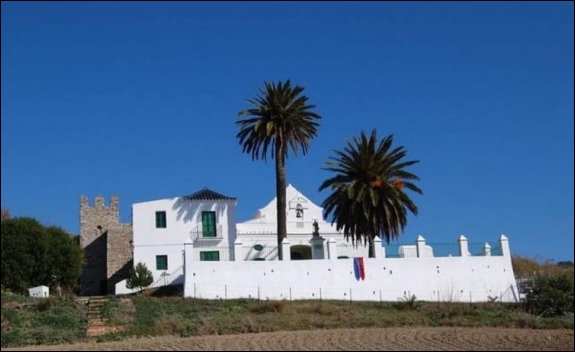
left=156, top=211, right=167, bottom=228
left=200, top=251, right=220, bottom=261
left=201, top=211, right=216, bottom=237
left=156, top=255, right=168, bottom=270
left=253, top=244, right=264, bottom=251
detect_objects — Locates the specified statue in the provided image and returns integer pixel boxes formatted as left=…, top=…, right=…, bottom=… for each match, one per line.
left=312, top=220, right=320, bottom=236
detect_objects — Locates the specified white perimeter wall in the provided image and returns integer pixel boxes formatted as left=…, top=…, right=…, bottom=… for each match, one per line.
left=183, top=237, right=519, bottom=303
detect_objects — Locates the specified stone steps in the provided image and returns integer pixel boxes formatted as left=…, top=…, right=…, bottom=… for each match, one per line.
left=82, top=296, right=125, bottom=337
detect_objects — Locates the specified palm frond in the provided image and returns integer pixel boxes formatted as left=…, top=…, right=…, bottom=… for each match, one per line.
left=319, top=129, right=423, bottom=247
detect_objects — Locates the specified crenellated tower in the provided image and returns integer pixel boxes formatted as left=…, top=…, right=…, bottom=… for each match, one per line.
left=80, top=195, right=132, bottom=295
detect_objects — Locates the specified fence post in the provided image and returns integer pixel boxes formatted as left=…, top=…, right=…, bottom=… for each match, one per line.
left=458, top=235, right=469, bottom=257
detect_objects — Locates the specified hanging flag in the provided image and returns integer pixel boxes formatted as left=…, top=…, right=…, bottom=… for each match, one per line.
left=358, top=257, right=366, bottom=280
left=353, top=258, right=361, bottom=281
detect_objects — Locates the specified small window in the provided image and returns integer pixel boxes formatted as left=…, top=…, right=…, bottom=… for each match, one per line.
left=253, top=257, right=265, bottom=261
left=337, top=256, right=349, bottom=259
left=156, top=255, right=168, bottom=270
left=156, top=211, right=167, bottom=228
left=200, top=251, right=220, bottom=261
left=201, top=211, right=216, bottom=237
left=253, top=244, right=264, bottom=251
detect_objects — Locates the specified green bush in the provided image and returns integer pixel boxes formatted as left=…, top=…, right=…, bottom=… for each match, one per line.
left=1, top=217, right=84, bottom=294
left=127, top=263, right=154, bottom=293
left=526, top=272, right=574, bottom=317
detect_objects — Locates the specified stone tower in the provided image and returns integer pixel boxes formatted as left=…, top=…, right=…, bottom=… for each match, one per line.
left=80, top=195, right=133, bottom=296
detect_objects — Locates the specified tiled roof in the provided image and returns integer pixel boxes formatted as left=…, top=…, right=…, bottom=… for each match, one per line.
left=184, top=188, right=236, bottom=201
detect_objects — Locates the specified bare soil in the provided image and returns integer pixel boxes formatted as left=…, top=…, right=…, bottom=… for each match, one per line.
left=2, top=327, right=573, bottom=351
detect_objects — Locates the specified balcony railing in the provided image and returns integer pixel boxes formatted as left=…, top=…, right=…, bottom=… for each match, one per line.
left=190, top=224, right=224, bottom=242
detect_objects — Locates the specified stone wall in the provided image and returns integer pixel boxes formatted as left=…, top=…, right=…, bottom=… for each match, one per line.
left=80, top=195, right=133, bottom=296
left=107, top=222, right=133, bottom=294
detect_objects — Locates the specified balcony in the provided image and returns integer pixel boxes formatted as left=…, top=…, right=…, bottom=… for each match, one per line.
left=190, top=224, right=224, bottom=243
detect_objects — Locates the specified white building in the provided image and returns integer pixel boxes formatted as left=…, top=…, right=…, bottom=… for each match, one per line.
left=237, top=184, right=367, bottom=260
left=117, top=185, right=519, bottom=303
left=129, top=188, right=238, bottom=289
left=28, top=285, right=49, bottom=298
left=128, top=184, right=366, bottom=284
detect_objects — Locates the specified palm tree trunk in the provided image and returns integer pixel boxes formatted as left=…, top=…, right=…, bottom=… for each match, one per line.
left=275, top=140, right=287, bottom=260
left=368, top=239, right=375, bottom=258
left=368, top=230, right=376, bottom=258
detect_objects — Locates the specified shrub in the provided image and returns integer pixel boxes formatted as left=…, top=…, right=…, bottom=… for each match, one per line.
left=526, top=272, right=574, bottom=317
left=127, top=263, right=154, bottom=293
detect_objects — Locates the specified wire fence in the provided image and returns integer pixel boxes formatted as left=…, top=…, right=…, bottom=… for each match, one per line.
left=189, top=239, right=505, bottom=262
left=242, top=244, right=279, bottom=261
left=336, top=243, right=371, bottom=258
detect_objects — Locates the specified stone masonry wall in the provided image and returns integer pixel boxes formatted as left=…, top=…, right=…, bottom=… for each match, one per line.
left=80, top=195, right=133, bottom=296
left=107, top=222, right=133, bottom=294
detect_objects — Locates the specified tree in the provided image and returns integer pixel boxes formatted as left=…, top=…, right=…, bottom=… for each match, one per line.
left=1, top=217, right=48, bottom=292
left=126, top=262, right=154, bottom=293
left=319, top=130, right=423, bottom=257
left=1, top=217, right=84, bottom=293
left=45, top=226, right=84, bottom=292
left=1, top=207, right=10, bottom=222
left=237, top=80, right=322, bottom=260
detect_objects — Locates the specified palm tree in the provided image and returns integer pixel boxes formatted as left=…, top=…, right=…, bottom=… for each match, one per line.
left=237, top=80, right=322, bottom=260
left=319, top=129, right=422, bottom=257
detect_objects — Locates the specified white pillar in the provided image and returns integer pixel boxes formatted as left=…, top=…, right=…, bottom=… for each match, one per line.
left=281, top=238, right=291, bottom=261
left=373, top=237, right=383, bottom=259
left=483, top=242, right=492, bottom=256
left=416, top=235, right=426, bottom=258
left=234, top=238, right=244, bottom=261
left=184, top=238, right=194, bottom=262
left=327, top=237, right=338, bottom=260
left=499, top=234, right=510, bottom=257
left=310, top=236, right=326, bottom=260
left=458, top=235, right=469, bottom=257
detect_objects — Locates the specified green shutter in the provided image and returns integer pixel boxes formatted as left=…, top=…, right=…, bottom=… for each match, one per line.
left=202, top=212, right=216, bottom=237
left=200, top=251, right=220, bottom=261
left=156, top=255, right=168, bottom=270
left=156, top=211, right=166, bottom=228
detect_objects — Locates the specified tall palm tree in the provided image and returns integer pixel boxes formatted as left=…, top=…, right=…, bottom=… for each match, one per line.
left=319, top=129, right=422, bottom=257
left=237, top=80, right=321, bottom=260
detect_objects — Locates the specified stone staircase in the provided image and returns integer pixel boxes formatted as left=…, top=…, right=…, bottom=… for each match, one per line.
left=80, top=296, right=124, bottom=337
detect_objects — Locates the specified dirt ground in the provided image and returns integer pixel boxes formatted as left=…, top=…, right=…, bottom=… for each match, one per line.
left=2, top=327, right=574, bottom=351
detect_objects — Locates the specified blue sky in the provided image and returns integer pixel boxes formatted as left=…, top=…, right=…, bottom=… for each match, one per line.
left=2, top=2, right=573, bottom=261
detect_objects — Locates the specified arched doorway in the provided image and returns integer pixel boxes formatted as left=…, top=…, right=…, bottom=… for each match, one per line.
left=290, top=245, right=312, bottom=260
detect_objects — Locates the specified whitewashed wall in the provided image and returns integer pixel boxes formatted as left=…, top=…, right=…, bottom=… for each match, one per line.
left=183, top=236, right=519, bottom=303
